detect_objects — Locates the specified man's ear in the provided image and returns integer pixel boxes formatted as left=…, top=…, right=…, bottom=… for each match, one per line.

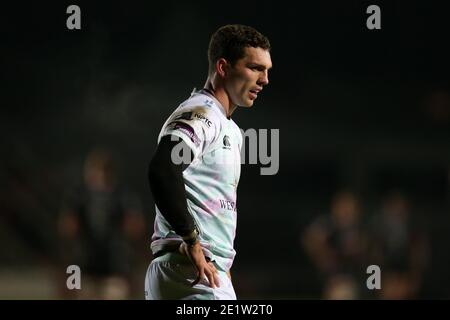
left=216, top=58, right=228, bottom=78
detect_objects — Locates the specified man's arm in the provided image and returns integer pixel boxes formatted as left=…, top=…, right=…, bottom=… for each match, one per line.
left=148, top=135, right=195, bottom=237
left=148, top=135, right=220, bottom=288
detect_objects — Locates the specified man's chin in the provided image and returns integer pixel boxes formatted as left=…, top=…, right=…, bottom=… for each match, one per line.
left=240, top=100, right=254, bottom=108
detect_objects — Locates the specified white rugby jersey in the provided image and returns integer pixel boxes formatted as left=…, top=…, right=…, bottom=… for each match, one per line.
left=151, top=89, right=243, bottom=272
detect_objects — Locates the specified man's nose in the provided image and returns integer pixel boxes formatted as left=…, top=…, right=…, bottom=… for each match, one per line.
left=258, top=70, right=269, bottom=86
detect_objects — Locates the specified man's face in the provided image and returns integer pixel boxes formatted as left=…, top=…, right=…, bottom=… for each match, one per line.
left=224, top=47, right=272, bottom=108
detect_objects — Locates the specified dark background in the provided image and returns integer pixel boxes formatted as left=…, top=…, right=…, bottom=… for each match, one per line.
left=1, top=0, right=449, bottom=298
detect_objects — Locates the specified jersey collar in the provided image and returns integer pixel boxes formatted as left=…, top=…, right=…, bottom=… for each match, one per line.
left=195, top=88, right=231, bottom=120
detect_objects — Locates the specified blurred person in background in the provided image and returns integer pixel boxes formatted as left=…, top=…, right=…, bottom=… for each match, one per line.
left=302, top=190, right=368, bottom=299
left=368, top=190, right=429, bottom=299
left=58, top=148, right=145, bottom=299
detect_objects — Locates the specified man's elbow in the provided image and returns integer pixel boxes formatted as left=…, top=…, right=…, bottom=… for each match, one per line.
left=148, top=156, right=177, bottom=183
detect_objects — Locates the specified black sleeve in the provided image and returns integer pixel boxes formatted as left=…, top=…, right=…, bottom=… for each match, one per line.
left=148, top=134, right=195, bottom=237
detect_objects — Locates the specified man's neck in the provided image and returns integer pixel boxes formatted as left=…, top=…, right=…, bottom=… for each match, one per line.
left=204, top=79, right=237, bottom=118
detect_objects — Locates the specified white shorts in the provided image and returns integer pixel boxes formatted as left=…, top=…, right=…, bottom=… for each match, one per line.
left=145, top=252, right=236, bottom=300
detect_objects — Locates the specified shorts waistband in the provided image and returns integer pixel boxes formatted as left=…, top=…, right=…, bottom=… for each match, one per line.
left=154, top=250, right=213, bottom=263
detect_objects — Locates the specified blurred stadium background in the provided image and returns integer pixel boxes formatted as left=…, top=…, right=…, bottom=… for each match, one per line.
left=1, top=1, right=450, bottom=299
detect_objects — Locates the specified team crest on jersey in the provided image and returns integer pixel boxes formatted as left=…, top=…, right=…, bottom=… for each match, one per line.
left=223, top=135, right=231, bottom=150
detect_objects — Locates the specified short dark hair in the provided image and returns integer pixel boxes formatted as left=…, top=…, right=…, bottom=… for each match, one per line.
left=207, top=24, right=271, bottom=74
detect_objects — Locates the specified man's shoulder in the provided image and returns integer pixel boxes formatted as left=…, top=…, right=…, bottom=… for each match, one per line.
left=170, top=92, right=222, bottom=125
left=180, top=92, right=219, bottom=113
left=158, top=92, right=222, bottom=144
